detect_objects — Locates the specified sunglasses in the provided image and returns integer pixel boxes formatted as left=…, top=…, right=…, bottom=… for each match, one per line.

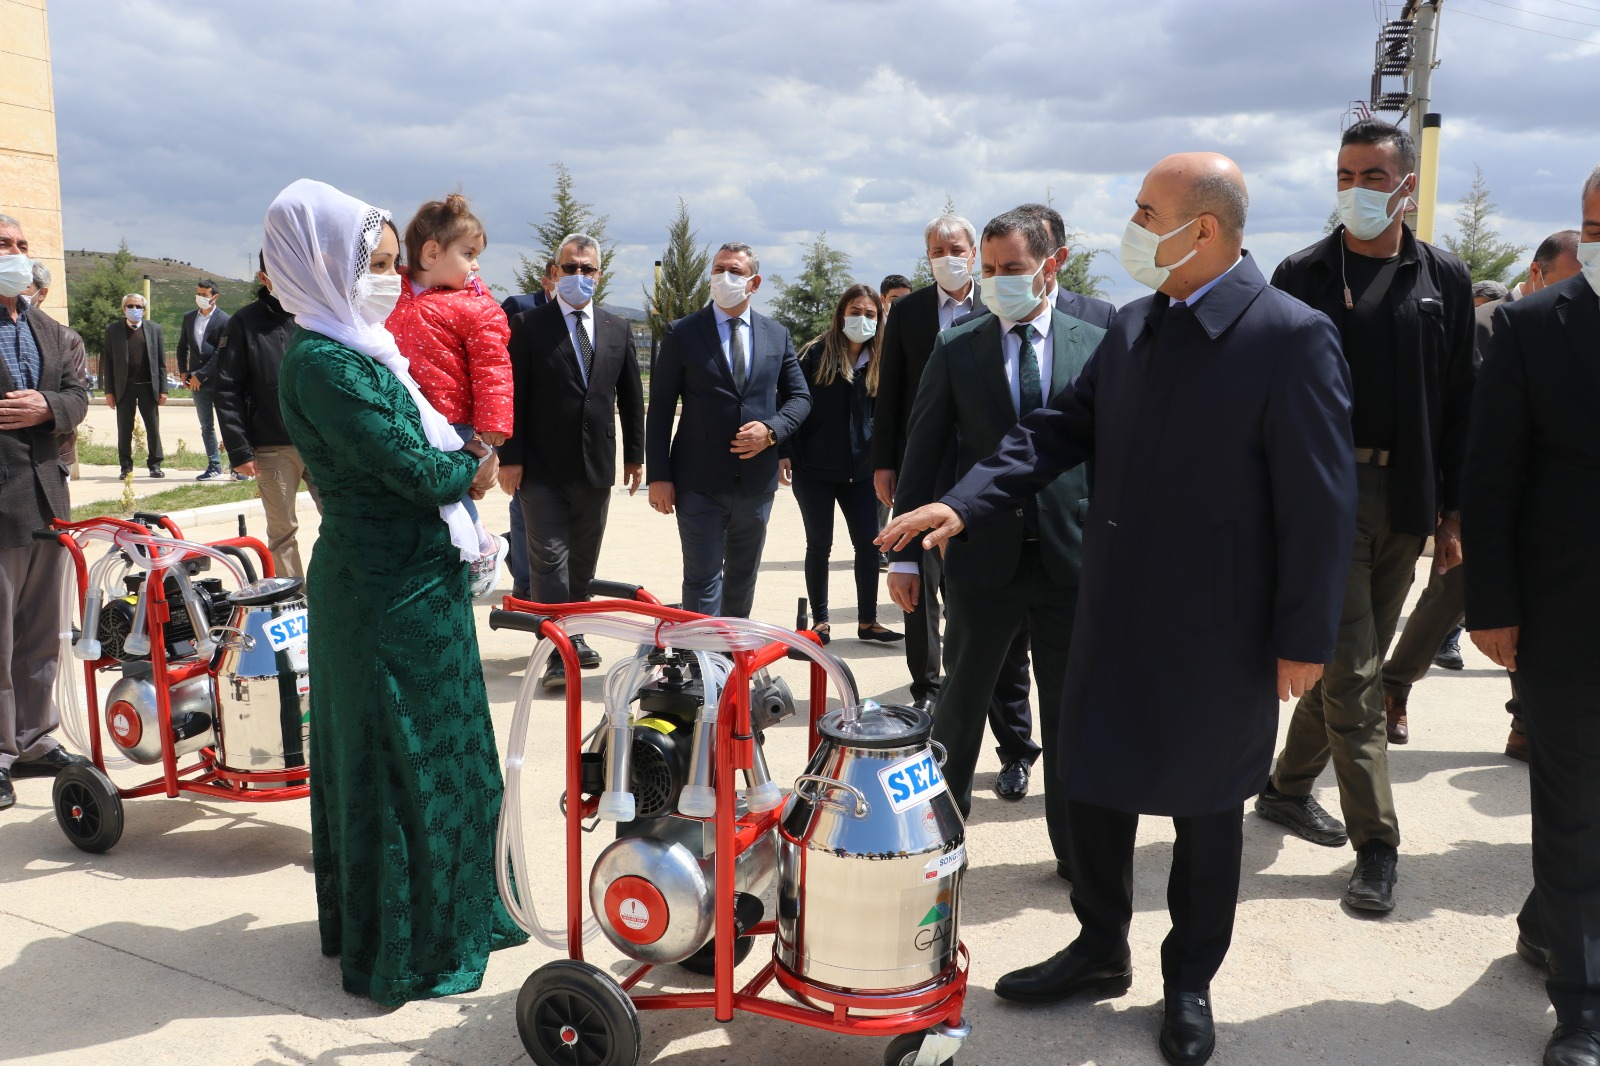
left=558, top=263, right=600, bottom=276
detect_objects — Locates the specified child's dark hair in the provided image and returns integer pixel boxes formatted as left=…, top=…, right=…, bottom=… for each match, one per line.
left=403, top=193, right=486, bottom=268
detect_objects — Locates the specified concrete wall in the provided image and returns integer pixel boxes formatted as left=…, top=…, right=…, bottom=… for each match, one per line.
left=0, top=0, right=66, bottom=325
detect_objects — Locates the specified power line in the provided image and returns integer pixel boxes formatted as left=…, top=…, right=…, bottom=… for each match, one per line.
left=1464, top=0, right=1600, bottom=28
left=1540, top=0, right=1600, bottom=15
left=1450, top=4, right=1600, bottom=37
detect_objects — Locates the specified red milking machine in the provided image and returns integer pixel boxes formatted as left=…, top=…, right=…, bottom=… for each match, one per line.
left=43, top=513, right=312, bottom=852
left=491, top=583, right=971, bottom=1066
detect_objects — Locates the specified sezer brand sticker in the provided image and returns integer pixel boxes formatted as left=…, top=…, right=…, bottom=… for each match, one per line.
left=922, top=844, right=966, bottom=882
left=877, top=747, right=948, bottom=814
left=263, top=609, right=309, bottom=652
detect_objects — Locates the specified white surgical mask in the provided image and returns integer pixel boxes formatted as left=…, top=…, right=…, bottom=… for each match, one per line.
left=842, top=315, right=877, bottom=343
left=1578, top=239, right=1600, bottom=296
left=710, top=271, right=750, bottom=310
left=355, top=272, right=402, bottom=325
left=1119, top=218, right=1199, bottom=291
left=981, top=265, right=1045, bottom=322
left=1336, top=176, right=1413, bottom=241
left=195, top=294, right=214, bottom=311
left=0, top=254, right=32, bottom=298
left=930, top=255, right=972, bottom=293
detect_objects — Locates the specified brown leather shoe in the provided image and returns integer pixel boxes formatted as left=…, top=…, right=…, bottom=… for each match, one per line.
left=1506, top=728, right=1530, bottom=762
left=1384, top=693, right=1409, bottom=745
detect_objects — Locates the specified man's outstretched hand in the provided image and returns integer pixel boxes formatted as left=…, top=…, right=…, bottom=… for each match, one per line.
left=875, top=503, right=965, bottom=555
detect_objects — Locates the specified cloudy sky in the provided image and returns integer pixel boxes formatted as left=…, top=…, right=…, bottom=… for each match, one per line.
left=51, top=0, right=1600, bottom=311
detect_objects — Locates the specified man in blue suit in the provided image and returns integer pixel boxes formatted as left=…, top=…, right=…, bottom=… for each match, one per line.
left=646, top=243, right=810, bottom=617
left=882, top=153, right=1355, bottom=1066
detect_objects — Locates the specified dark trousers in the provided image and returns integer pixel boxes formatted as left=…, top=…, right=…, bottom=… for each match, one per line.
left=115, top=383, right=164, bottom=472
left=507, top=489, right=529, bottom=597
left=519, top=480, right=611, bottom=604
left=1381, top=559, right=1465, bottom=701
left=937, top=545, right=1073, bottom=862
left=1512, top=670, right=1600, bottom=1028
left=791, top=469, right=880, bottom=625
left=0, top=541, right=67, bottom=772
left=905, top=545, right=944, bottom=701
left=191, top=384, right=222, bottom=468
left=675, top=489, right=773, bottom=618
left=1066, top=799, right=1244, bottom=993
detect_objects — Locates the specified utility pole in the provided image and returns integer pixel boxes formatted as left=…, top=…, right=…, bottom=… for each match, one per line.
left=1367, top=0, right=1444, bottom=240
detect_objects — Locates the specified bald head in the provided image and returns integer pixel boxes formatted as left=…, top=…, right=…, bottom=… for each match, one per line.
left=1129, top=153, right=1248, bottom=299
left=1149, top=153, right=1249, bottom=243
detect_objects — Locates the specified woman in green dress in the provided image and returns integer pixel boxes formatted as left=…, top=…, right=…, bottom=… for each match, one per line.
left=263, top=179, right=526, bottom=1006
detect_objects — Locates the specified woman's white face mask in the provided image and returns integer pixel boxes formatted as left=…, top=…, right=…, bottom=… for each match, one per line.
left=355, top=271, right=402, bottom=325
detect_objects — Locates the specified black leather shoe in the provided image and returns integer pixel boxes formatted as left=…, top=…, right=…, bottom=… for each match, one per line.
left=912, top=697, right=936, bottom=715
left=1518, top=934, right=1554, bottom=975
left=148, top=467, right=165, bottom=479
left=1545, top=1025, right=1600, bottom=1066
left=0, top=768, right=13, bottom=810
left=1345, top=841, right=1399, bottom=913
left=571, top=635, right=601, bottom=670
left=1160, top=989, right=1216, bottom=1065
left=1434, top=629, right=1465, bottom=670
left=994, top=948, right=1132, bottom=1004
left=11, top=746, right=90, bottom=777
left=995, top=758, right=1031, bottom=800
left=541, top=656, right=566, bottom=690
left=1255, top=783, right=1348, bottom=846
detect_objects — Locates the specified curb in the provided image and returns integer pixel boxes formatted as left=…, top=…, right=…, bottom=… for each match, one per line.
left=163, top=490, right=315, bottom=532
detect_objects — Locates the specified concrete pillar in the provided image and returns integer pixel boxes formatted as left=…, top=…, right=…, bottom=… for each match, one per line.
left=0, top=0, right=66, bottom=325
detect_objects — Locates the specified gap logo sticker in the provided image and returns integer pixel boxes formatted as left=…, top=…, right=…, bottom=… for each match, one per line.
left=877, top=747, right=947, bottom=814
left=914, top=900, right=953, bottom=951
left=263, top=609, right=309, bottom=652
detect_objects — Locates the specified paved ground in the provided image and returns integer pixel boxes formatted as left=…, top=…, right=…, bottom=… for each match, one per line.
left=0, top=473, right=1552, bottom=1065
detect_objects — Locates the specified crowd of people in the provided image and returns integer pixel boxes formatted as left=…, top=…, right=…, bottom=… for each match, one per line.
left=0, top=115, right=1597, bottom=1065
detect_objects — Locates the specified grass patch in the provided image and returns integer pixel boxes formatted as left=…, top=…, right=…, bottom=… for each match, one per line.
left=76, top=426, right=212, bottom=470
left=71, top=479, right=261, bottom=522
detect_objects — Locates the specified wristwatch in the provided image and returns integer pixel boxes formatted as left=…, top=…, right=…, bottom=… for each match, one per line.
left=765, top=424, right=777, bottom=448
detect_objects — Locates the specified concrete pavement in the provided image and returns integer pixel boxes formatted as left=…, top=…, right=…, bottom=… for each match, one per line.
left=0, top=484, right=1551, bottom=1065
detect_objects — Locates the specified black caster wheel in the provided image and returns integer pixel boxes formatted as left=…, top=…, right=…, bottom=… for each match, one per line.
left=516, top=959, right=641, bottom=1066
left=53, top=763, right=123, bottom=853
left=885, top=1031, right=955, bottom=1066
left=676, top=933, right=756, bottom=976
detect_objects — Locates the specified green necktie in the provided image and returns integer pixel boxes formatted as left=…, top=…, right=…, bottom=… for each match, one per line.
left=1012, top=322, right=1042, bottom=537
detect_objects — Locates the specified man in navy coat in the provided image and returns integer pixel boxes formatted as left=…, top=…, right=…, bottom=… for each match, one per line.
left=647, top=242, right=810, bottom=617
left=881, top=154, right=1355, bottom=1066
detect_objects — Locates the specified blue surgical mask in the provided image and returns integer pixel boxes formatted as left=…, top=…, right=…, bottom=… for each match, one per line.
left=126, top=306, right=144, bottom=325
left=556, top=272, right=595, bottom=306
left=980, top=264, right=1045, bottom=321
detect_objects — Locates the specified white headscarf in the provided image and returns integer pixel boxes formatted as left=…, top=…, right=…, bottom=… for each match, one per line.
left=262, top=178, right=479, bottom=561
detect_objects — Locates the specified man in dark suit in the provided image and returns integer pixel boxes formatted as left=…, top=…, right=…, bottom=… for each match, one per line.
left=500, top=234, right=644, bottom=687
left=1382, top=228, right=1581, bottom=757
left=888, top=206, right=1105, bottom=878
left=646, top=242, right=810, bottom=617
left=882, top=154, right=1355, bottom=1065
left=1465, top=170, right=1600, bottom=1066
left=101, top=292, right=167, bottom=478
left=0, top=214, right=90, bottom=810
left=176, top=278, right=233, bottom=481
left=500, top=255, right=556, bottom=598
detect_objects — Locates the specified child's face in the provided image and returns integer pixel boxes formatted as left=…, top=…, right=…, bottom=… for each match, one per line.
left=424, top=235, right=482, bottom=289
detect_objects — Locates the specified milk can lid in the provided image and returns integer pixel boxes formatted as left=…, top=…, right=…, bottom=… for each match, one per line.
left=817, top=700, right=932, bottom=750
left=226, top=576, right=305, bottom=605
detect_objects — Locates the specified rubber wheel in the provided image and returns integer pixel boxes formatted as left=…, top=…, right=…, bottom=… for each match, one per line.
left=516, top=959, right=641, bottom=1066
left=676, top=933, right=756, bottom=976
left=53, top=763, right=124, bottom=853
left=885, top=1031, right=955, bottom=1066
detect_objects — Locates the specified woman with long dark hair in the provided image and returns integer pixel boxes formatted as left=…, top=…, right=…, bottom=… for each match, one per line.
left=780, top=284, right=901, bottom=645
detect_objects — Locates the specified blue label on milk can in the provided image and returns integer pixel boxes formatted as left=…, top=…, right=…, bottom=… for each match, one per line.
left=877, top=748, right=948, bottom=814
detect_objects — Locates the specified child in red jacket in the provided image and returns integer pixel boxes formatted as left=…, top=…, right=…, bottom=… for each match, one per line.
left=387, top=193, right=513, bottom=599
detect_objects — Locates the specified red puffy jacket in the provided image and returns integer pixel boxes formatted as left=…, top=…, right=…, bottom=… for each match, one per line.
left=386, top=270, right=513, bottom=435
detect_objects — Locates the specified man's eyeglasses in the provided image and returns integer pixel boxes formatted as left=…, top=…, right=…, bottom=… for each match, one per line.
left=558, top=263, right=599, bottom=276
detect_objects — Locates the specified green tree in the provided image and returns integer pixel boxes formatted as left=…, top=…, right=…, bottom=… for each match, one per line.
left=643, top=198, right=712, bottom=337
left=767, top=232, right=853, bottom=347
left=1441, top=165, right=1526, bottom=283
left=68, top=240, right=141, bottom=361
left=1323, top=208, right=1341, bottom=235
left=513, top=162, right=617, bottom=304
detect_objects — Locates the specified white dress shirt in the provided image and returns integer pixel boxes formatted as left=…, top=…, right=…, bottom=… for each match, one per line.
left=935, top=282, right=976, bottom=333
left=193, top=306, right=215, bottom=352
left=713, top=302, right=755, bottom=376
left=557, top=294, right=596, bottom=386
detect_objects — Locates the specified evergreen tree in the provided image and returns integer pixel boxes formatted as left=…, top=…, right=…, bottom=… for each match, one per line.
left=68, top=240, right=141, bottom=360
left=768, top=232, right=853, bottom=347
left=644, top=198, right=712, bottom=336
left=513, top=162, right=617, bottom=304
left=1441, top=165, right=1526, bottom=283
left=1324, top=209, right=1341, bottom=235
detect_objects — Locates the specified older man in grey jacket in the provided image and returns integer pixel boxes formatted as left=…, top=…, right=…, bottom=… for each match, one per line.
left=0, top=215, right=89, bottom=809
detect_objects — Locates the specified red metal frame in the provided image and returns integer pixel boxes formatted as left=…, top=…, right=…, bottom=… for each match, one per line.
left=50, top=516, right=312, bottom=805
left=497, top=592, right=969, bottom=1043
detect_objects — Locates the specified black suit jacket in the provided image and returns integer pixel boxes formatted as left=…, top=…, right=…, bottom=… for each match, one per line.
left=501, top=300, right=644, bottom=488
left=942, top=253, right=1356, bottom=817
left=101, top=319, right=167, bottom=397
left=873, top=283, right=973, bottom=472
left=646, top=304, right=810, bottom=496
left=176, top=308, right=230, bottom=383
left=0, top=303, right=87, bottom=547
left=1053, top=287, right=1118, bottom=329
left=501, top=291, right=547, bottom=319
left=893, top=309, right=1104, bottom=588
left=1463, top=273, right=1600, bottom=680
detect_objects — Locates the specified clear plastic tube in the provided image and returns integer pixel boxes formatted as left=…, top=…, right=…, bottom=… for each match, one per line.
left=597, top=646, right=656, bottom=822
left=677, top=651, right=729, bottom=818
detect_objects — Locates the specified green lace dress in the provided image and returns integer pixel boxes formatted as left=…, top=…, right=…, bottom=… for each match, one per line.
left=278, top=330, right=527, bottom=1006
